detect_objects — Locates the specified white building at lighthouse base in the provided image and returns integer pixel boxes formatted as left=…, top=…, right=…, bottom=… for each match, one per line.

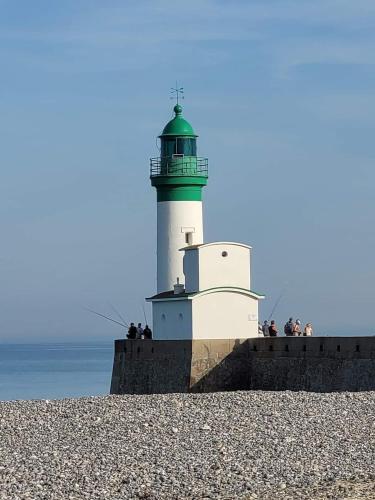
left=147, top=242, right=264, bottom=340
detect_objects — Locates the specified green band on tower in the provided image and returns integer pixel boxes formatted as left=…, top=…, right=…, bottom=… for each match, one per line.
left=156, top=186, right=202, bottom=202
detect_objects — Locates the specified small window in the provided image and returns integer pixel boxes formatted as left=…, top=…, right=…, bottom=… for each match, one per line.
left=222, top=251, right=228, bottom=257
left=185, top=232, right=193, bottom=245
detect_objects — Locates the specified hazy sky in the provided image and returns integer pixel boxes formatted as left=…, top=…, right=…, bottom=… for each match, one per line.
left=1, top=0, right=375, bottom=341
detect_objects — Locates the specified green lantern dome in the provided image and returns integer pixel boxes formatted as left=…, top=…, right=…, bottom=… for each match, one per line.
left=150, top=101, right=208, bottom=202
left=160, top=104, right=197, bottom=137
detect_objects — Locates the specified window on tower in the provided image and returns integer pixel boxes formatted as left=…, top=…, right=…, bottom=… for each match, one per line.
left=161, top=137, right=196, bottom=157
left=176, top=138, right=196, bottom=156
left=161, top=138, right=176, bottom=157
left=185, top=232, right=193, bottom=245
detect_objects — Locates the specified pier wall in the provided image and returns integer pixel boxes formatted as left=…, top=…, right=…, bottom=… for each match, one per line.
left=110, top=337, right=375, bottom=394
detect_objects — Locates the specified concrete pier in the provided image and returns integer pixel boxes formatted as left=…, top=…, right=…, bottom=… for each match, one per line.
left=110, top=336, right=375, bottom=394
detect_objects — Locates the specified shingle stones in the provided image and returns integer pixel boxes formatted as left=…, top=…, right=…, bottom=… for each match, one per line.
left=0, top=391, right=374, bottom=499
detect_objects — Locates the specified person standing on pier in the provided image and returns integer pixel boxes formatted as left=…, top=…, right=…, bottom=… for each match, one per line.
left=143, top=325, right=153, bottom=339
left=136, top=323, right=144, bottom=339
left=269, top=320, right=278, bottom=337
left=284, top=317, right=294, bottom=336
left=262, top=320, right=270, bottom=336
left=303, top=323, right=313, bottom=336
left=293, top=319, right=302, bottom=336
left=127, top=323, right=137, bottom=339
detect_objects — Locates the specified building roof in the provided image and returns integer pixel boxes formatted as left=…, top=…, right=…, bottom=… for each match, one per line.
left=146, top=290, right=192, bottom=300
left=160, top=105, right=197, bottom=137
left=179, top=241, right=252, bottom=252
left=146, top=286, right=265, bottom=302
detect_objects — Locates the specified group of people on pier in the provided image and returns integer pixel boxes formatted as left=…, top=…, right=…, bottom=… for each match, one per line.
left=127, top=322, right=153, bottom=340
left=260, top=317, right=313, bottom=337
left=127, top=318, right=313, bottom=340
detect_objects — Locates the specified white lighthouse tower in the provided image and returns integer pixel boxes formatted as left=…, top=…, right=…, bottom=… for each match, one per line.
left=150, top=103, right=207, bottom=293
left=148, top=102, right=264, bottom=340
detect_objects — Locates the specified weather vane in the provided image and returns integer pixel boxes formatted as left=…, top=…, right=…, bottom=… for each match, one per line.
left=170, top=82, right=184, bottom=105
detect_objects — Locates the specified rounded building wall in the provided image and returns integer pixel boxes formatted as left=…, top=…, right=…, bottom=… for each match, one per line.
left=157, top=200, right=203, bottom=293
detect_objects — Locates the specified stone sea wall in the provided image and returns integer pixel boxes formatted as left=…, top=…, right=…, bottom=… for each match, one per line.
left=110, top=336, right=375, bottom=394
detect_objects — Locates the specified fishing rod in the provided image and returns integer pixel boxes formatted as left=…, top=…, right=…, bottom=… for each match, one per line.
left=84, top=307, right=128, bottom=329
left=267, top=284, right=288, bottom=321
left=108, top=302, right=129, bottom=328
left=141, top=302, right=148, bottom=325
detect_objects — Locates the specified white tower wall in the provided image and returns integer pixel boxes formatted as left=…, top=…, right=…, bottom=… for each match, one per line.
left=157, top=200, right=203, bottom=293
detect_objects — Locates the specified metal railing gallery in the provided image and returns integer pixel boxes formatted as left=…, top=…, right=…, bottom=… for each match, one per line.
left=150, top=157, right=208, bottom=177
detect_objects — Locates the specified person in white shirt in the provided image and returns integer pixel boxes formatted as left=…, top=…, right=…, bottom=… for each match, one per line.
left=136, top=323, right=144, bottom=339
left=293, top=319, right=302, bottom=336
left=303, top=323, right=313, bottom=336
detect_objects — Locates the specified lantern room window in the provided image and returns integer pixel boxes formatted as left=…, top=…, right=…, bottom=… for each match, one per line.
left=176, top=138, right=196, bottom=156
left=161, top=138, right=175, bottom=157
left=161, top=137, right=196, bottom=157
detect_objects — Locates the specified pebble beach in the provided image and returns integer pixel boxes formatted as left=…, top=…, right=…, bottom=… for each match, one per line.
left=0, top=391, right=374, bottom=499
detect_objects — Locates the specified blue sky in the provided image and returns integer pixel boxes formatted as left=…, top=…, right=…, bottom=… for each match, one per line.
left=1, top=0, right=375, bottom=341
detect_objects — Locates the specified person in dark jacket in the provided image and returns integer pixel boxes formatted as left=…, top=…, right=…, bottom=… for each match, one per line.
left=262, top=320, right=270, bottom=337
left=127, top=322, right=137, bottom=339
left=269, top=320, right=278, bottom=337
left=143, top=325, right=153, bottom=340
left=284, top=317, right=294, bottom=336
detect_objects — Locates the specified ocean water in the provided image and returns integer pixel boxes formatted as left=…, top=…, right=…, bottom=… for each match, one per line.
left=0, top=342, right=114, bottom=401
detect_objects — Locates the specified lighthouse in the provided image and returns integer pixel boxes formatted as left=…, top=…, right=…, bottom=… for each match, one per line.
left=111, top=96, right=266, bottom=395
left=148, top=102, right=264, bottom=341
left=150, top=104, right=208, bottom=293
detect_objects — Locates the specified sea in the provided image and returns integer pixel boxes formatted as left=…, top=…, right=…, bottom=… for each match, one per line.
left=0, top=342, right=114, bottom=401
